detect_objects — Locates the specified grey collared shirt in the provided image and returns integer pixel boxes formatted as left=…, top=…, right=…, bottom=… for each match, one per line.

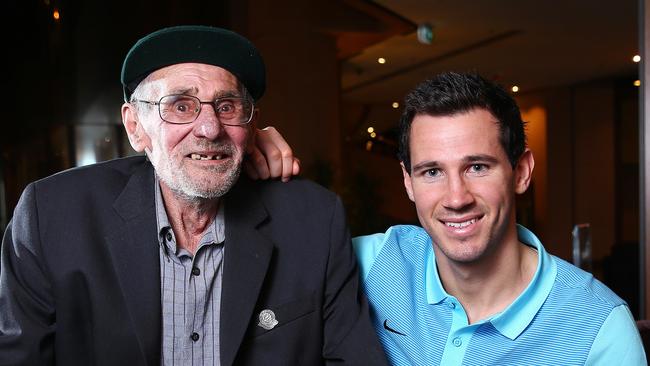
left=155, top=179, right=225, bottom=366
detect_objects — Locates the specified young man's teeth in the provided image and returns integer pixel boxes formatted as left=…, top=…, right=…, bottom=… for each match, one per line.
left=446, top=219, right=477, bottom=228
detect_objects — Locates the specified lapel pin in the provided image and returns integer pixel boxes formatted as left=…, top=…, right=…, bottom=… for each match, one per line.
left=258, top=309, right=279, bottom=330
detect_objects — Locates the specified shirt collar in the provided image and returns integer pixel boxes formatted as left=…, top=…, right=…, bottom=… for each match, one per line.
left=154, top=175, right=226, bottom=255
left=426, top=241, right=445, bottom=304
left=426, top=224, right=558, bottom=340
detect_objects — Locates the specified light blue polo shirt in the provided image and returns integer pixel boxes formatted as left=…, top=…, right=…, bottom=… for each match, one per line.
left=353, top=225, right=646, bottom=366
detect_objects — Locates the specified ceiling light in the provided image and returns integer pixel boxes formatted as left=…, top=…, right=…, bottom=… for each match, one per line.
left=633, top=55, right=641, bottom=63
left=392, top=102, right=399, bottom=109
left=511, top=86, right=519, bottom=93
left=370, top=132, right=377, bottom=138
left=377, top=57, right=386, bottom=64
left=367, top=127, right=374, bottom=133
left=53, top=9, right=60, bottom=20
left=634, top=80, right=641, bottom=87
left=417, top=23, right=434, bottom=45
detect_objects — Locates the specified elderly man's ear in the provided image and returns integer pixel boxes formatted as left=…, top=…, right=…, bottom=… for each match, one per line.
left=121, top=102, right=151, bottom=153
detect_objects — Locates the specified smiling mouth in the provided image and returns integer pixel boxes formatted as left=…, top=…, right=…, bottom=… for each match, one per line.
left=441, top=214, right=485, bottom=229
left=445, top=218, right=477, bottom=228
left=189, top=153, right=227, bottom=161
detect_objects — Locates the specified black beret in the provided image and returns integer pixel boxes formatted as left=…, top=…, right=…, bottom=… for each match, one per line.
left=121, top=25, right=266, bottom=102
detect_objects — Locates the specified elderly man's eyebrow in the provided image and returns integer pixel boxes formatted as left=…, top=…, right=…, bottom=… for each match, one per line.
left=214, top=90, right=243, bottom=99
left=164, top=87, right=245, bottom=99
left=167, top=86, right=199, bottom=95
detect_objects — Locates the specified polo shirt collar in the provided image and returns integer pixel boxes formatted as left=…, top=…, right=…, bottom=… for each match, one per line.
left=426, top=241, right=445, bottom=304
left=425, top=224, right=558, bottom=340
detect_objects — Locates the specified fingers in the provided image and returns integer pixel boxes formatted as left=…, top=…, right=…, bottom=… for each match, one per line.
left=280, top=150, right=294, bottom=183
left=246, top=125, right=300, bottom=182
left=292, top=157, right=301, bottom=177
left=257, top=126, right=295, bottom=182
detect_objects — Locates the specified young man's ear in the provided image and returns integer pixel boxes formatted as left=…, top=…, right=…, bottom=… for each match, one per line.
left=514, top=149, right=535, bottom=194
left=401, top=162, right=415, bottom=202
left=121, top=102, right=151, bottom=153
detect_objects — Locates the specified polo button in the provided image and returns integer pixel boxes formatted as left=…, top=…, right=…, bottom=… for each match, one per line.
left=447, top=301, right=456, bottom=309
left=452, top=337, right=462, bottom=347
left=166, top=232, right=173, bottom=242
left=192, top=267, right=200, bottom=276
left=190, top=332, right=200, bottom=341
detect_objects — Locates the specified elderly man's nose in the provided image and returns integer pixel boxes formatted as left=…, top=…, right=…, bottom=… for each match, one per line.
left=193, top=104, right=222, bottom=139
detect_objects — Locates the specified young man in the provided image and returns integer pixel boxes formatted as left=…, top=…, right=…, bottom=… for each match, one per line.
left=353, top=72, right=646, bottom=365
left=0, top=25, right=386, bottom=366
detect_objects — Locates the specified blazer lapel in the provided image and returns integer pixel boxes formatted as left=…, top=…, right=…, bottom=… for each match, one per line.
left=106, top=162, right=161, bottom=366
left=220, top=179, right=274, bottom=366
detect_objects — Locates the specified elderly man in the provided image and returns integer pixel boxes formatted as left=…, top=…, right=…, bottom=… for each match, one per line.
left=0, top=25, right=386, bottom=366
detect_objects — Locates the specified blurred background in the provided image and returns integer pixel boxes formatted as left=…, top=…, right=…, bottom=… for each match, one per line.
left=2, top=0, right=645, bottom=317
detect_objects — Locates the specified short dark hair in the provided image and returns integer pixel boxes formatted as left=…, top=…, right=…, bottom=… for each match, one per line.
left=398, top=72, right=526, bottom=173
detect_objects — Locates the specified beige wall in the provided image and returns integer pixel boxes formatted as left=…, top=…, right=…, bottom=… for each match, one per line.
left=235, top=0, right=343, bottom=188
left=520, top=103, right=548, bottom=244
left=573, top=85, right=617, bottom=265
left=540, top=89, right=575, bottom=260
left=339, top=102, right=417, bottom=235
left=518, top=82, right=620, bottom=273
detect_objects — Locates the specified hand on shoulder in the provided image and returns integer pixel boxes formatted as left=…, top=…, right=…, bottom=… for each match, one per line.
left=245, top=126, right=300, bottom=182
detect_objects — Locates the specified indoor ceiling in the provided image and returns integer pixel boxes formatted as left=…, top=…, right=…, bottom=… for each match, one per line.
left=341, top=0, right=639, bottom=104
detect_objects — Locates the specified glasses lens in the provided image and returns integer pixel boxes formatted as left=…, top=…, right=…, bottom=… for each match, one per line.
left=216, top=98, right=253, bottom=125
left=159, top=95, right=200, bottom=124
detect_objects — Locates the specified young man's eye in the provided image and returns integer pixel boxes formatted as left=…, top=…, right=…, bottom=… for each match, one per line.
left=469, top=164, right=488, bottom=173
left=424, top=168, right=440, bottom=177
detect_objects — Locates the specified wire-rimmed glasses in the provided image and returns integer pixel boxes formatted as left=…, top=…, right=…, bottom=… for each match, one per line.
left=132, top=94, right=254, bottom=126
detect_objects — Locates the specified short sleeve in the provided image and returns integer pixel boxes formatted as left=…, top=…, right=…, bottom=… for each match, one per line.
left=352, top=229, right=392, bottom=281
left=585, top=304, right=647, bottom=365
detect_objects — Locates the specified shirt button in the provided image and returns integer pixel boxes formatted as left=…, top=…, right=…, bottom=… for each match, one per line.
left=190, top=332, right=200, bottom=341
left=452, top=337, right=462, bottom=347
left=447, top=301, right=456, bottom=309
left=192, top=267, right=201, bottom=276
left=166, top=232, right=173, bottom=242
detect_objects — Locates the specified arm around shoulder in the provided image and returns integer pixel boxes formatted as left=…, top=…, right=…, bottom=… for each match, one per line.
left=584, top=304, right=647, bottom=366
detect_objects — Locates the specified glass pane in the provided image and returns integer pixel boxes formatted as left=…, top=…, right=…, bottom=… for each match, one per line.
left=74, top=125, right=119, bottom=167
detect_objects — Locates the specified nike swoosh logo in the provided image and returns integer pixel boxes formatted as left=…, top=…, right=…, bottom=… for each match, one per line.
left=383, top=319, right=407, bottom=336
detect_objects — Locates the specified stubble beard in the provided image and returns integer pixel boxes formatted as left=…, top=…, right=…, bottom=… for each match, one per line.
left=151, top=142, right=244, bottom=201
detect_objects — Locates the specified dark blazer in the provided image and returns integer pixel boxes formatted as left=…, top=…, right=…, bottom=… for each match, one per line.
left=0, top=156, right=387, bottom=366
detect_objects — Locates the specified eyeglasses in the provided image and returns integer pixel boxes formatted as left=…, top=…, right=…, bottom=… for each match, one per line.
left=132, top=94, right=255, bottom=126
